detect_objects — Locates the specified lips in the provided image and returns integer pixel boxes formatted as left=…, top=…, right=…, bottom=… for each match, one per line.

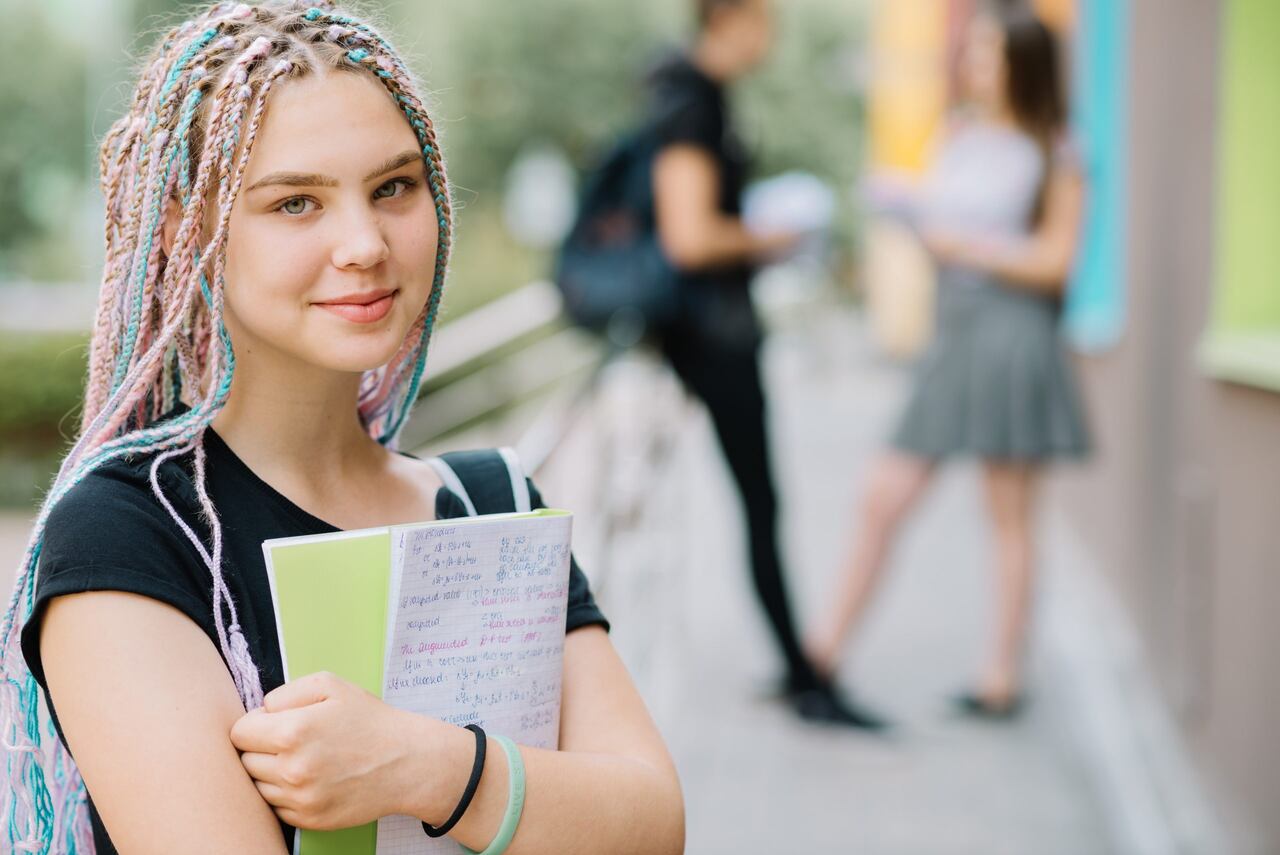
left=313, top=289, right=398, bottom=324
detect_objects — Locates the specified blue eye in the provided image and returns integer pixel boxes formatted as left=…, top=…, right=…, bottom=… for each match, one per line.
left=277, top=197, right=315, bottom=216
left=374, top=177, right=417, bottom=199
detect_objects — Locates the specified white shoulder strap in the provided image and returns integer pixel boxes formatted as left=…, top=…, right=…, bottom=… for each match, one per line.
left=426, top=456, right=478, bottom=517
left=498, top=446, right=532, bottom=514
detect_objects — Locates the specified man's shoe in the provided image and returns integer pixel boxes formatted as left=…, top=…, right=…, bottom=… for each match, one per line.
left=791, top=683, right=892, bottom=731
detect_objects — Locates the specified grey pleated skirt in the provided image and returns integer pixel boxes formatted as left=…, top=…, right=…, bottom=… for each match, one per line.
left=891, top=271, right=1091, bottom=461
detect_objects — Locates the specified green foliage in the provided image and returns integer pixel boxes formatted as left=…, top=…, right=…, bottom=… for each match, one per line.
left=396, top=0, right=864, bottom=195
left=0, top=333, right=87, bottom=505
left=439, top=204, right=546, bottom=322
left=389, top=0, right=865, bottom=292
left=0, top=0, right=865, bottom=284
left=738, top=0, right=865, bottom=187
left=393, top=0, right=682, bottom=196
left=0, top=0, right=866, bottom=505
left=0, top=334, right=87, bottom=445
left=0, top=14, right=88, bottom=281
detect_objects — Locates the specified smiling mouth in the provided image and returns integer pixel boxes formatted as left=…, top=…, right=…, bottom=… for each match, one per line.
left=314, top=290, right=398, bottom=324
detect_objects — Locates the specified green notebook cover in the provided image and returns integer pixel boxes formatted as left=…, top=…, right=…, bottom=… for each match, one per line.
left=265, top=529, right=391, bottom=855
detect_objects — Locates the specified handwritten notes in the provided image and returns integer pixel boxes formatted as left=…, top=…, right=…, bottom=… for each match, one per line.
left=376, top=512, right=572, bottom=854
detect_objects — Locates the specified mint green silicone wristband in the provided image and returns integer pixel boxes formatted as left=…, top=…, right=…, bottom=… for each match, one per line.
left=462, top=735, right=526, bottom=855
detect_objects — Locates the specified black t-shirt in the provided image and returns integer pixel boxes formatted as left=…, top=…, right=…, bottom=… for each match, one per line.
left=20, top=428, right=607, bottom=853
left=647, top=52, right=761, bottom=351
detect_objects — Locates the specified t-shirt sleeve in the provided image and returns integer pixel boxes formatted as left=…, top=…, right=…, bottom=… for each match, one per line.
left=19, top=468, right=216, bottom=690
left=525, top=480, right=609, bottom=634
left=651, top=90, right=721, bottom=154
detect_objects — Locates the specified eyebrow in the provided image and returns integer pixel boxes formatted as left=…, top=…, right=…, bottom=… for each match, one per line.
left=245, top=149, right=424, bottom=192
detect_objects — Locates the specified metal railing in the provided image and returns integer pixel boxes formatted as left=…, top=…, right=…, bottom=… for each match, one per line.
left=402, top=281, right=693, bottom=608
left=400, top=280, right=606, bottom=464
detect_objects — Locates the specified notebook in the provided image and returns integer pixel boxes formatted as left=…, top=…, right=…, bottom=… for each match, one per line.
left=262, top=509, right=574, bottom=855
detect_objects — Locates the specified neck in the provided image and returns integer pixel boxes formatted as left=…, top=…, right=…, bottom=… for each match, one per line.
left=974, top=95, right=1019, bottom=127
left=210, top=345, right=385, bottom=493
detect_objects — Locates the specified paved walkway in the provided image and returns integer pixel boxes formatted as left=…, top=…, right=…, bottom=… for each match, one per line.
left=0, top=305, right=1118, bottom=854
left=537, top=305, right=1115, bottom=854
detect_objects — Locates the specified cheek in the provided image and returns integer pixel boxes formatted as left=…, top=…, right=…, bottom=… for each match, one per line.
left=962, top=53, right=996, bottom=97
left=389, top=215, right=441, bottom=304
left=221, top=216, right=330, bottom=342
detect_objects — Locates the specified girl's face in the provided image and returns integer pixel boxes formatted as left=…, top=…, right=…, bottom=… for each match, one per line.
left=222, top=70, right=439, bottom=377
left=959, top=14, right=1008, bottom=113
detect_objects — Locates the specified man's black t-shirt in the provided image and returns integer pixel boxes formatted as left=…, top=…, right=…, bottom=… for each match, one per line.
left=19, top=427, right=607, bottom=853
left=647, top=52, right=761, bottom=352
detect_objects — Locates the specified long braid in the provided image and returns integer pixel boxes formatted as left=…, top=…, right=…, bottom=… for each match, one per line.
left=1, top=3, right=453, bottom=850
left=305, top=8, right=453, bottom=443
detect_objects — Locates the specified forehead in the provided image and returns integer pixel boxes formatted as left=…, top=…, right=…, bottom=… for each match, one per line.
left=968, top=14, right=1005, bottom=47
left=245, top=71, right=421, bottom=176
left=738, top=0, right=770, bottom=20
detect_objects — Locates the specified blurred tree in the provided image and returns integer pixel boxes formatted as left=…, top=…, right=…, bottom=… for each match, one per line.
left=0, top=0, right=866, bottom=288
left=392, top=0, right=681, bottom=200
left=396, top=0, right=864, bottom=198
left=389, top=0, right=865, bottom=307
left=738, top=0, right=866, bottom=191
left=0, top=12, right=87, bottom=281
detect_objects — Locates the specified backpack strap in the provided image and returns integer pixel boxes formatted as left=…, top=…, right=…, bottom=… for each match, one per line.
left=426, top=447, right=531, bottom=517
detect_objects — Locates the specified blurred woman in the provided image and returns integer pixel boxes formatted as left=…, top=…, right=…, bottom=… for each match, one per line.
left=807, top=2, right=1090, bottom=719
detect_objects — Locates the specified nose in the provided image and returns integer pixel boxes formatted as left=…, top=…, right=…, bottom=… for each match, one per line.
left=331, top=207, right=390, bottom=270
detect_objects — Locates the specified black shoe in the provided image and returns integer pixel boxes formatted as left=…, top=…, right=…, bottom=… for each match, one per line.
left=791, top=683, right=892, bottom=731
left=953, top=690, right=1025, bottom=721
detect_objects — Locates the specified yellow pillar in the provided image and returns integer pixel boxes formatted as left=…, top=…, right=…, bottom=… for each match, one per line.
left=863, top=0, right=949, bottom=358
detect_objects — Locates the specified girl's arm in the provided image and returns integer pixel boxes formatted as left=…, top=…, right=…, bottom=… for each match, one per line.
left=452, top=625, right=685, bottom=853
left=924, top=161, right=1086, bottom=293
left=40, top=591, right=290, bottom=854
left=232, top=626, right=685, bottom=854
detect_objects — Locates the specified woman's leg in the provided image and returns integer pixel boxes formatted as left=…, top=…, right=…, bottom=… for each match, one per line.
left=977, top=459, right=1041, bottom=704
left=806, top=452, right=936, bottom=676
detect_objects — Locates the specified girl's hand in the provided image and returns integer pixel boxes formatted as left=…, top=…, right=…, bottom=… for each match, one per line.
left=921, top=227, right=969, bottom=265
left=230, top=671, right=436, bottom=830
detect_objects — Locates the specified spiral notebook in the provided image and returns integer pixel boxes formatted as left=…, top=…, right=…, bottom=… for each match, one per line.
left=262, top=509, right=573, bottom=855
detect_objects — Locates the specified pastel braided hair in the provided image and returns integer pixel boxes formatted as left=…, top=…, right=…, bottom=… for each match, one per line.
left=0, top=2, right=451, bottom=850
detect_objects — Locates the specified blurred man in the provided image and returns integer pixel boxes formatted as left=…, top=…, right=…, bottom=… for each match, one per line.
left=649, top=0, right=886, bottom=728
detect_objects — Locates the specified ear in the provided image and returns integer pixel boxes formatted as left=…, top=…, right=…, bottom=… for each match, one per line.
left=160, top=197, right=182, bottom=259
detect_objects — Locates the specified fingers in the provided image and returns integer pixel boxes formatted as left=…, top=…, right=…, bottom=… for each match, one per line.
left=230, top=706, right=309, bottom=754
left=264, top=671, right=342, bottom=713
left=252, top=783, right=335, bottom=832
left=230, top=707, right=271, bottom=754
left=239, top=751, right=284, bottom=786
left=251, top=778, right=292, bottom=810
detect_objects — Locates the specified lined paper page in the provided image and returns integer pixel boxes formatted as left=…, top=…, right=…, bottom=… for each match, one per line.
left=376, top=512, right=573, bottom=854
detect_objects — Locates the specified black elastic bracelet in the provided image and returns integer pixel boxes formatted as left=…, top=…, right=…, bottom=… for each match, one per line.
left=422, top=724, right=487, bottom=838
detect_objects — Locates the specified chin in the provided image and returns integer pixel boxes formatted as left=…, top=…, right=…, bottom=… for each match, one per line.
left=319, top=342, right=408, bottom=374
left=287, top=324, right=408, bottom=373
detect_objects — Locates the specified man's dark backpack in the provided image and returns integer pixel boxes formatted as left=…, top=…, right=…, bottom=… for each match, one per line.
left=554, top=129, right=679, bottom=342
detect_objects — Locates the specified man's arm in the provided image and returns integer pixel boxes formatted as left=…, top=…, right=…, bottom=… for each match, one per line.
left=653, top=143, right=794, bottom=271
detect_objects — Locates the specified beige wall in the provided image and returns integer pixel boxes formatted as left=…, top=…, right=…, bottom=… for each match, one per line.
left=1199, top=385, right=1280, bottom=845
left=1056, top=0, right=1280, bottom=848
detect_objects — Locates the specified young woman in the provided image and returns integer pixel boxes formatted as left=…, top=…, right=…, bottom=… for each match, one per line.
left=0, top=3, right=683, bottom=852
left=806, top=3, right=1090, bottom=720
